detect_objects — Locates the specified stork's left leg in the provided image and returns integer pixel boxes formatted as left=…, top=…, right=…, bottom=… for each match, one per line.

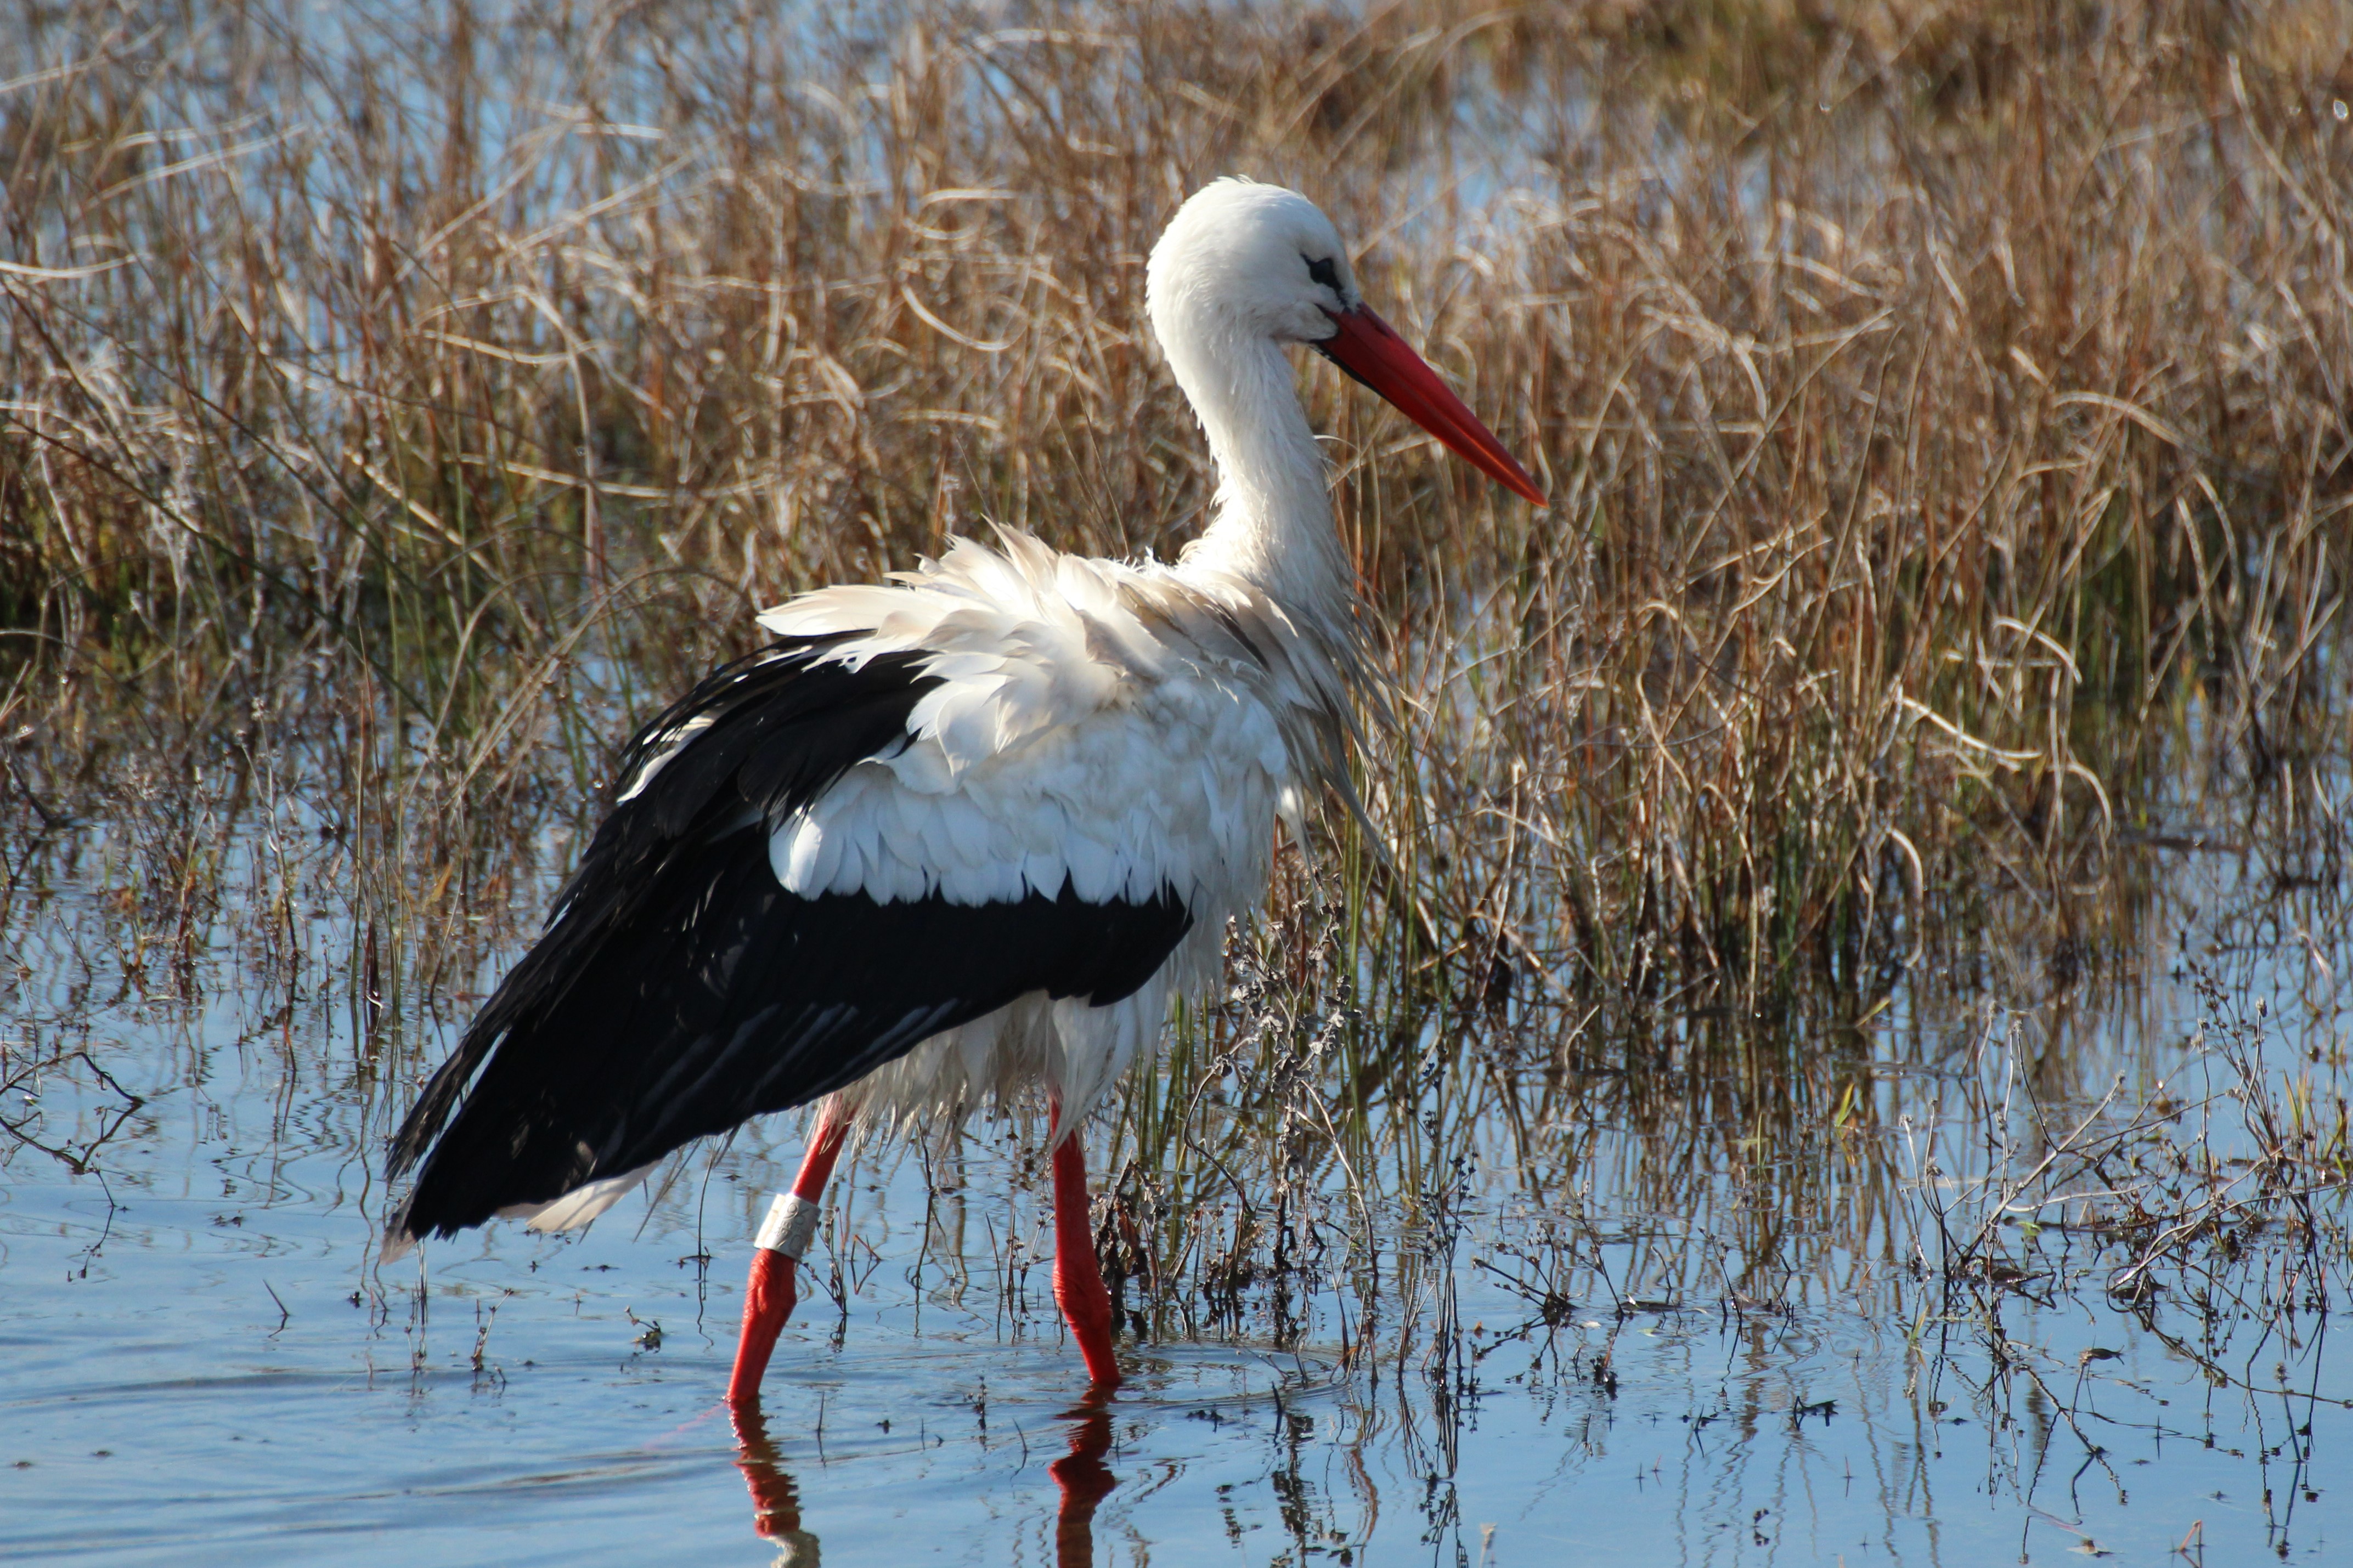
left=727, top=1100, right=849, bottom=1406
left=1047, top=1096, right=1121, bottom=1389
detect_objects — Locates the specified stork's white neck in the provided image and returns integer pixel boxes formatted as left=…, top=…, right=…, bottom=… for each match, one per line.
left=1164, top=325, right=1352, bottom=633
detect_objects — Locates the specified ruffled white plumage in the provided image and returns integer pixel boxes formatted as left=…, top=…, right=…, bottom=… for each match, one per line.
left=743, top=527, right=1356, bottom=1135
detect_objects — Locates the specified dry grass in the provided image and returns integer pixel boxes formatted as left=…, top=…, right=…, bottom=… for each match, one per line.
left=4, top=0, right=2352, bottom=1428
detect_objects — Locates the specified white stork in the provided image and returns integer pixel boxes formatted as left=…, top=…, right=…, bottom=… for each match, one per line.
left=383, top=178, right=1543, bottom=1402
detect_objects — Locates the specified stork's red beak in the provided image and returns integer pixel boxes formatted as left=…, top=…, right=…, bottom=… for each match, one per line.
left=1314, top=307, right=1545, bottom=506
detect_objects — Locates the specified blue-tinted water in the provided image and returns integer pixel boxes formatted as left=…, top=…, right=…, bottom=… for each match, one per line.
left=5, top=814, right=2346, bottom=1564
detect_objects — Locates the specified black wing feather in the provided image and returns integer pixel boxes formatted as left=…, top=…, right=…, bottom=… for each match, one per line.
left=388, top=635, right=1194, bottom=1242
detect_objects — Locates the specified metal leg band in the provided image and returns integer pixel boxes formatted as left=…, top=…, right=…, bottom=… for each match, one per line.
left=753, top=1192, right=822, bottom=1261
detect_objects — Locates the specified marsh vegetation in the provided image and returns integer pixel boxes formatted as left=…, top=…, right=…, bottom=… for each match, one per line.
left=5, top=2, right=2351, bottom=1561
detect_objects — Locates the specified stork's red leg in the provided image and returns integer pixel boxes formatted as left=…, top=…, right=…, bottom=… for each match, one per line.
left=726, top=1101, right=849, bottom=1406
left=1047, top=1097, right=1121, bottom=1388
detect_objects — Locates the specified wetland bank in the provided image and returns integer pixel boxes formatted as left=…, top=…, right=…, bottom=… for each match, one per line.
left=4, top=2, right=2351, bottom=1561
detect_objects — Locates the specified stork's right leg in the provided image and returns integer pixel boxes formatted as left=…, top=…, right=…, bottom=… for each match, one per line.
left=1047, top=1097, right=1121, bottom=1389
left=726, top=1100, right=849, bottom=1406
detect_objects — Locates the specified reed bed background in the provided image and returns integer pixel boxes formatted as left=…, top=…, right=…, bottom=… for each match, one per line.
left=5, top=0, right=2352, bottom=1475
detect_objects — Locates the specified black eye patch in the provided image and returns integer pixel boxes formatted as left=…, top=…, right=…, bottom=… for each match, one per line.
left=1304, top=254, right=1342, bottom=293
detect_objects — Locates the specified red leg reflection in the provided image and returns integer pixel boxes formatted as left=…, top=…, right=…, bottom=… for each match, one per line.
left=726, top=1101, right=849, bottom=1406
left=1048, top=1096, right=1121, bottom=1389
left=1049, top=1400, right=1116, bottom=1568
left=730, top=1400, right=822, bottom=1558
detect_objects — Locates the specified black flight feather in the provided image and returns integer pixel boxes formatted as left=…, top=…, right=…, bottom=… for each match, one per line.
left=387, top=635, right=1194, bottom=1242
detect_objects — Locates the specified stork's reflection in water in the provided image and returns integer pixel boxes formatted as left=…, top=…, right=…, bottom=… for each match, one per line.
left=730, top=1398, right=1118, bottom=1567
left=731, top=1404, right=823, bottom=1564
left=1048, top=1400, right=1117, bottom=1568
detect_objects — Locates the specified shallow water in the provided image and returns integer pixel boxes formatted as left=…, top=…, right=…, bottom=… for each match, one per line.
left=5, top=807, right=2348, bottom=1566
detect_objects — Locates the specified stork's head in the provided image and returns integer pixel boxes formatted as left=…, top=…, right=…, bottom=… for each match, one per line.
left=1147, top=178, right=1544, bottom=507
left=1147, top=180, right=1362, bottom=344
